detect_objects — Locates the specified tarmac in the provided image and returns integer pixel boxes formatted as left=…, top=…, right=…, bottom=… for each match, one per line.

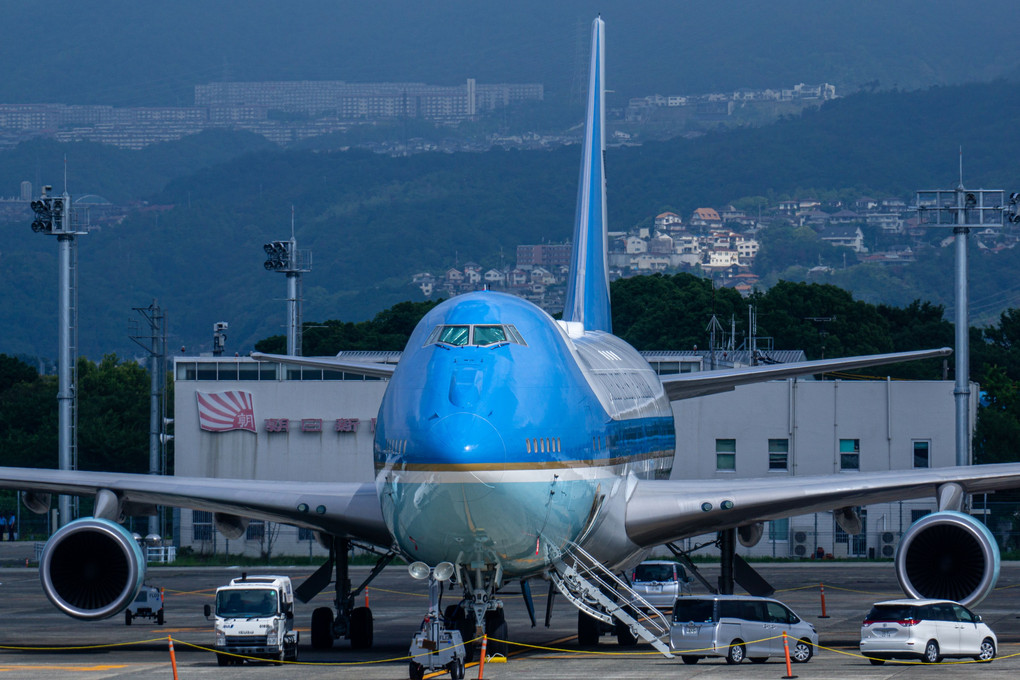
left=0, top=546, right=1017, bottom=679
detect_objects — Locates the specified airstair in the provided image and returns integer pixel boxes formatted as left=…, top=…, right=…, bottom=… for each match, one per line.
left=550, top=544, right=673, bottom=657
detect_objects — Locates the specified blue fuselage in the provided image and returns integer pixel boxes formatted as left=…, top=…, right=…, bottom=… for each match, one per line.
left=374, top=292, right=674, bottom=577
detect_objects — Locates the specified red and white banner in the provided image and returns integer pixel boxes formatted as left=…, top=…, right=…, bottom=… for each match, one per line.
left=196, top=391, right=256, bottom=433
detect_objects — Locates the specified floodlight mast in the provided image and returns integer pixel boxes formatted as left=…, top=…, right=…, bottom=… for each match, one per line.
left=914, top=160, right=1012, bottom=468
left=30, top=185, right=88, bottom=530
left=263, top=208, right=312, bottom=356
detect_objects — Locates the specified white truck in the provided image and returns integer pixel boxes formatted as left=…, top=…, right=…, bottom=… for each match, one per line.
left=203, top=574, right=299, bottom=666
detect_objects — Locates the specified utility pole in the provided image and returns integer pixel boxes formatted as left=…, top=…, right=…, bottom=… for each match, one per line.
left=30, top=183, right=87, bottom=530
left=129, top=301, right=170, bottom=539
left=914, top=157, right=1016, bottom=466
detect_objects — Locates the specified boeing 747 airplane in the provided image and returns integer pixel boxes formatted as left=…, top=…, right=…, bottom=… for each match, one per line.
left=3, top=16, right=1020, bottom=675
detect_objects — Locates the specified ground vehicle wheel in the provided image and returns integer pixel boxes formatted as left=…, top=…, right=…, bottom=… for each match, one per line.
left=749, top=657, right=767, bottom=663
left=447, top=657, right=465, bottom=680
left=349, top=606, right=373, bottom=649
left=484, top=609, right=509, bottom=657
left=976, top=637, right=995, bottom=662
left=156, top=609, right=164, bottom=625
left=408, top=660, right=425, bottom=680
left=868, top=657, right=886, bottom=665
left=680, top=655, right=699, bottom=665
left=286, top=644, right=298, bottom=662
left=791, top=638, right=812, bottom=663
left=310, top=607, right=334, bottom=649
left=216, top=653, right=230, bottom=666
left=577, top=611, right=601, bottom=647
left=922, top=640, right=940, bottom=663
left=726, top=640, right=745, bottom=664
left=124, top=610, right=132, bottom=625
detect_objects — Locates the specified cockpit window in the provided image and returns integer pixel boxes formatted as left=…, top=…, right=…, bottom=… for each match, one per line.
left=438, top=325, right=470, bottom=346
left=425, top=324, right=527, bottom=348
left=473, top=325, right=507, bottom=346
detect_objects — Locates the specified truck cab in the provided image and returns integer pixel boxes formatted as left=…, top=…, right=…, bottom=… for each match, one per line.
left=203, top=574, right=299, bottom=665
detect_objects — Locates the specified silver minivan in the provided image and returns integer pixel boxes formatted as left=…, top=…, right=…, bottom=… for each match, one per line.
left=669, top=594, right=817, bottom=665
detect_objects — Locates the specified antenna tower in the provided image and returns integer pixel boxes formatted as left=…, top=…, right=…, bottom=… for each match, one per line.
left=264, top=208, right=312, bottom=355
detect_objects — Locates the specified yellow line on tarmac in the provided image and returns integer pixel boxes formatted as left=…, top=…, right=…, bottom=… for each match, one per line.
left=0, top=665, right=131, bottom=672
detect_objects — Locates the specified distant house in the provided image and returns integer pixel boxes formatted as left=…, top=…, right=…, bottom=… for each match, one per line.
left=509, top=268, right=529, bottom=286
left=819, top=225, right=867, bottom=252
left=648, top=234, right=674, bottom=254
left=625, top=236, right=648, bottom=254
left=690, top=207, right=722, bottom=228
left=829, top=209, right=861, bottom=225
left=445, top=267, right=464, bottom=284
left=483, top=269, right=506, bottom=286
left=654, top=211, right=683, bottom=230
left=463, top=262, right=482, bottom=284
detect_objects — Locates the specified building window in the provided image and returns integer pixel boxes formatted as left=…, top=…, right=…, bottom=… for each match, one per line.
left=246, top=519, right=265, bottom=541
left=193, top=510, right=212, bottom=542
left=768, top=518, right=789, bottom=541
left=839, top=438, right=860, bottom=470
left=913, top=440, right=930, bottom=468
left=716, top=438, right=736, bottom=471
left=768, top=439, right=789, bottom=470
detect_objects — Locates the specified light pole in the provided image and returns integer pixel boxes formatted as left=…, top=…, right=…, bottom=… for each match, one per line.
left=30, top=185, right=88, bottom=529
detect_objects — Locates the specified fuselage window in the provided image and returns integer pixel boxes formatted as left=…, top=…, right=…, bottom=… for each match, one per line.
left=438, top=325, right=470, bottom=346
left=473, top=325, right=507, bottom=346
left=526, top=439, right=531, bottom=453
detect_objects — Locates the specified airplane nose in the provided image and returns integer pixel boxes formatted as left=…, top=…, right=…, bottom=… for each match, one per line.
left=427, top=412, right=506, bottom=499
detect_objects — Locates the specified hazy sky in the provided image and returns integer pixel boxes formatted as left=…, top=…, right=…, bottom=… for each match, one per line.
left=2, top=1, right=1019, bottom=106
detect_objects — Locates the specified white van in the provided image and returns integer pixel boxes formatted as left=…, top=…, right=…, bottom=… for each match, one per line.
left=125, top=585, right=164, bottom=625
left=669, top=594, right=817, bottom=665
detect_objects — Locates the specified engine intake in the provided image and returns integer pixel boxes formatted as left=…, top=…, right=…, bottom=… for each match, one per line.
left=40, top=517, right=146, bottom=620
left=895, top=510, right=999, bottom=607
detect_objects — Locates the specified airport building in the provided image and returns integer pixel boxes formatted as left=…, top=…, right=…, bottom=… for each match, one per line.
left=172, top=353, right=972, bottom=561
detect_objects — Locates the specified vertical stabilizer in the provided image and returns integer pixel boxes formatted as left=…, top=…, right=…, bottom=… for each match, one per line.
left=562, top=17, right=611, bottom=333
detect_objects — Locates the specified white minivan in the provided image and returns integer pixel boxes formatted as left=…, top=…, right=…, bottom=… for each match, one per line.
left=670, top=594, right=817, bottom=665
left=860, top=599, right=996, bottom=664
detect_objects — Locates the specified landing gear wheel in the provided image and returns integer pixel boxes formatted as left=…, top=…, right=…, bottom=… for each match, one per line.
left=445, top=604, right=475, bottom=663
left=614, top=609, right=637, bottom=647
left=156, top=609, right=164, bottom=625
left=725, top=640, right=745, bottom=664
left=349, top=606, right=373, bottom=649
left=447, top=657, right=465, bottom=680
left=577, top=610, right=600, bottom=647
left=409, top=660, right=425, bottom=680
left=681, top=655, right=699, bottom=665
left=124, top=610, right=132, bottom=625
left=791, top=639, right=812, bottom=663
left=923, top=640, right=940, bottom=663
left=484, top=609, right=508, bottom=657
left=311, top=607, right=335, bottom=649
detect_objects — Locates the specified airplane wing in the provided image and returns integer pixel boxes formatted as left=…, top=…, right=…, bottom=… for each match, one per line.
left=0, top=467, right=391, bottom=547
left=625, top=462, right=1020, bottom=547
left=250, top=352, right=397, bottom=378
left=659, top=347, right=952, bottom=400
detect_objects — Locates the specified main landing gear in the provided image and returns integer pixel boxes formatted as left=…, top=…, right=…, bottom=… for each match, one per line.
left=296, top=536, right=395, bottom=651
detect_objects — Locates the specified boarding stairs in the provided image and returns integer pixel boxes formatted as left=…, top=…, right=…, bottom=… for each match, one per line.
left=550, top=544, right=673, bottom=658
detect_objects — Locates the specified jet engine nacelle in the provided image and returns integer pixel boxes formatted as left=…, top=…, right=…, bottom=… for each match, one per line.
left=895, top=510, right=1000, bottom=607
left=737, top=522, right=765, bottom=548
left=39, top=517, right=146, bottom=620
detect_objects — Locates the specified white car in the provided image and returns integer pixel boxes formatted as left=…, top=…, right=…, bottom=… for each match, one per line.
left=630, top=560, right=692, bottom=608
left=125, top=584, right=164, bottom=625
left=860, top=599, right=996, bottom=664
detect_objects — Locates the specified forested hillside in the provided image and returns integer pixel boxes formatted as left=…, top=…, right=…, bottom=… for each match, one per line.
left=3, top=80, right=1020, bottom=358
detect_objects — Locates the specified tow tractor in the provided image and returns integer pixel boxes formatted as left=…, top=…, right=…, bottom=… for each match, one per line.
left=407, top=561, right=466, bottom=680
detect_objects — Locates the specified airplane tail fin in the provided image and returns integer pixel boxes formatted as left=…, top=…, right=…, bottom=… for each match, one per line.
left=562, top=16, right=611, bottom=333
